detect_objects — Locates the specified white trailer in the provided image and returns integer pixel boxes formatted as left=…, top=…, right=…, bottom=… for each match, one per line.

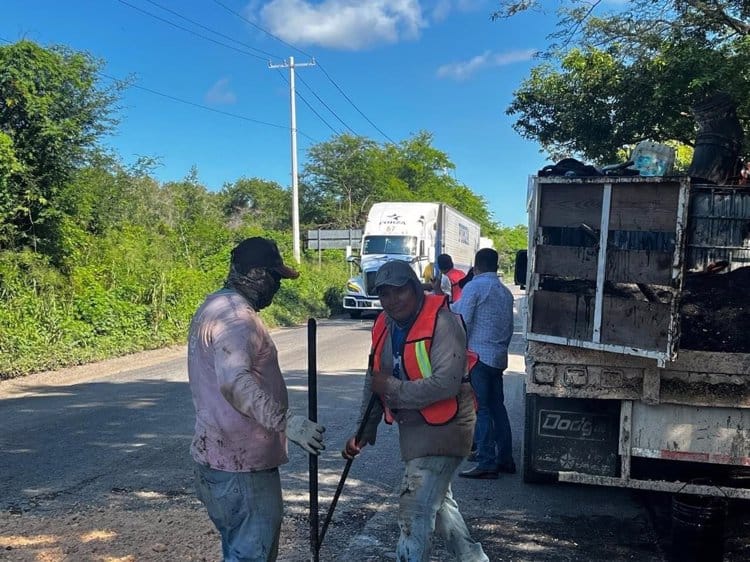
left=519, top=175, right=750, bottom=499
left=343, top=202, right=480, bottom=318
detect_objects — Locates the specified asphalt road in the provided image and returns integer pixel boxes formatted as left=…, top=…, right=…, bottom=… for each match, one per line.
left=1, top=289, right=748, bottom=560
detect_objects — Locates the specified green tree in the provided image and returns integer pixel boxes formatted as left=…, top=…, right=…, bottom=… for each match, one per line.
left=496, top=224, right=528, bottom=276
left=301, top=132, right=498, bottom=233
left=0, top=132, right=24, bottom=243
left=0, top=40, right=121, bottom=252
left=219, top=177, right=292, bottom=231
left=392, top=132, right=454, bottom=193
left=302, top=134, right=383, bottom=228
left=162, top=168, right=227, bottom=266
left=493, top=1, right=749, bottom=51
left=494, top=1, right=750, bottom=162
left=392, top=133, right=496, bottom=232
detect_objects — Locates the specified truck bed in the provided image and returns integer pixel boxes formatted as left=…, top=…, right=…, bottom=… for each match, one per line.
left=526, top=341, right=750, bottom=409
left=522, top=176, right=750, bottom=496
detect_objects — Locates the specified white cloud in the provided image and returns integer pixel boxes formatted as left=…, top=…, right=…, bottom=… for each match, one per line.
left=431, top=0, right=453, bottom=21
left=205, top=78, right=237, bottom=105
left=259, top=0, right=426, bottom=51
left=436, top=49, right=536, bottom=80
left=241, top=0, right=264, bottom=21
left=430, top=0, right=485, bottom=22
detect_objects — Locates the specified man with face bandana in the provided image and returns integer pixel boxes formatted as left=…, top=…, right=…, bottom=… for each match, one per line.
left=188, top=237, right=325, bottom=562
left=342, top=260, right=489, bottom=562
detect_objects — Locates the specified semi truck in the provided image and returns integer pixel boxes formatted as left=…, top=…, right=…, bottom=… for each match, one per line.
left=343, top=202, right=481, bottom=318
left=518, top=175, right=750, bottom=499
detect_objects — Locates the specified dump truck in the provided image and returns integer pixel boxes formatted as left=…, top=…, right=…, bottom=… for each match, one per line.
left=518, top=175, right=750, bottom=499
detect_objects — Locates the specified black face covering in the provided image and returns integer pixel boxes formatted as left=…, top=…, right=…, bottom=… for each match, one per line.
left=224, top=264, right=280, bottom=310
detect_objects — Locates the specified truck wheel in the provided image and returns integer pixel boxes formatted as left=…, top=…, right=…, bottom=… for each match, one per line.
left=349, top=310, right=362, bottom=319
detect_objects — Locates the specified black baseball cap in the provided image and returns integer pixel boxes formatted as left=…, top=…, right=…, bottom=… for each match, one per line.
left=231, top=237, right=299, bottom=279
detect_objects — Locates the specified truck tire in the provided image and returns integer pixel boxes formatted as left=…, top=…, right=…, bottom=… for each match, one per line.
left=349, top=310, right=362, bottom=319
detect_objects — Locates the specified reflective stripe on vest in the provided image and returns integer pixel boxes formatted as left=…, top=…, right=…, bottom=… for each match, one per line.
left=445, top=269, right=464, bottom=302
left=371, top=295, right=462, bottom=426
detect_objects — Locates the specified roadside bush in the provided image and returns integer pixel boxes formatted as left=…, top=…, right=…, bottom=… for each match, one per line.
left=0, top=241, right=351, bottom=379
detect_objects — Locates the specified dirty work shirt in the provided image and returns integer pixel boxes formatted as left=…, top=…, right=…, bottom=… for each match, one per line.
left=188, top=288, right=289, bottom=472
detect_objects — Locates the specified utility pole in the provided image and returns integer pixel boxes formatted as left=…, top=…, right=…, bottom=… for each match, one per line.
left=269, top=56, right=316, bottom=264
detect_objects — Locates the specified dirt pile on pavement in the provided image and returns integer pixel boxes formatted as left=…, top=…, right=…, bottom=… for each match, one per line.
left=0, top=499, right=220, bottom=562
left=0, top=499, right=325, bottom=562
left=0, top=491, right=379, bottom=561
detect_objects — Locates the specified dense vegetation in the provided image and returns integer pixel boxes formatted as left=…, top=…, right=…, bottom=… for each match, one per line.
left=0, top=40, right=526, bottom=378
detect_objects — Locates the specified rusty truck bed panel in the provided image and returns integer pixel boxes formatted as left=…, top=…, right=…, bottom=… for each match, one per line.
left=526, top=341, right=750, bottom=408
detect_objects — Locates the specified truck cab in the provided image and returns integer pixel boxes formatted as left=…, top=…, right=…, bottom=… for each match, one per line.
left=343, top=203, right=438, bottom=318
left=343, top=201, right=481, bottom=318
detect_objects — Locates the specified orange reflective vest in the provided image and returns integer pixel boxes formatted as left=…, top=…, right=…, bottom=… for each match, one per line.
left=445, top=269, right=465, bottom=303
left=371, top=294, right=478, bottom=426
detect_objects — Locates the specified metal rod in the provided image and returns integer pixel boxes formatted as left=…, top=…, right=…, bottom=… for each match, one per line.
left=318, top=393, right=378, bottom=550
left=308, top=318, right=319, bottom=562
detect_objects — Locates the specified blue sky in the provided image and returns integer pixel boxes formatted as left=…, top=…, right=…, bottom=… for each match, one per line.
left=2, top=0, right=560, bottom=228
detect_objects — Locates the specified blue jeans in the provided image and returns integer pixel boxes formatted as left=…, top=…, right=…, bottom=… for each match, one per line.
left=470, top=361, right=513, bottom=470
left=193, top=462, right=283, bottom=562
left=397, top=456, right=489, bottom=562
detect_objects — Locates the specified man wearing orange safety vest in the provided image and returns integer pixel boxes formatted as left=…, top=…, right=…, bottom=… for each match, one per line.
left=342, top=260, right=489, bottom=562
left=435, top=254, right=465, bottom=303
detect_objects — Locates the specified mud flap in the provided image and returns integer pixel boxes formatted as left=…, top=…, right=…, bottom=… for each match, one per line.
left=523, top=394, right=620, bottom=484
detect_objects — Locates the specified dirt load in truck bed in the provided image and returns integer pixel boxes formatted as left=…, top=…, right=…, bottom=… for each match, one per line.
left=538, top=266, right=750, bottom=353
left=680, top=266, right=750, bottom=352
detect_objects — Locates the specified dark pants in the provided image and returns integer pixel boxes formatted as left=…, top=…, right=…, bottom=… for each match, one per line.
left=470, top=361, right=513, bottom=470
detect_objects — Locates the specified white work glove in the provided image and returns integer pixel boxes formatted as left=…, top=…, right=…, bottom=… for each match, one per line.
left=286, top=414, right=326, bottom=456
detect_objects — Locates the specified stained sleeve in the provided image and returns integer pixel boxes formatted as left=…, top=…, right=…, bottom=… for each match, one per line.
left=213, top=305, right=288, bottom=432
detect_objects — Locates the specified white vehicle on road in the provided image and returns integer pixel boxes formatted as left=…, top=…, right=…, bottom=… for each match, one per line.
left=343, top=202, right=480, bottom=318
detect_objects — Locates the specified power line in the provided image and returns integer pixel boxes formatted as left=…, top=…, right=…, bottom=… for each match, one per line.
left=274, top=69, right=339, bottom=136
left=0, top=36, right=318, bottom=142
left=102, top=72, right=319, bottom=142
left=316, top=63, right=396, bottom=144
left=142, top=0, right=281, bottom=60
left=143, top=0, right=354, bottom=136
left=296, top=72, right=356, bottom=135
left=211, top=0, right=315, bottom=59
left=114, top=0, right=268, bottom=61
left=117, top=1, right=385, bottom=144
left=209, top=0, right=396, bottom=144
left=114, top=1, right=348, bottom=138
